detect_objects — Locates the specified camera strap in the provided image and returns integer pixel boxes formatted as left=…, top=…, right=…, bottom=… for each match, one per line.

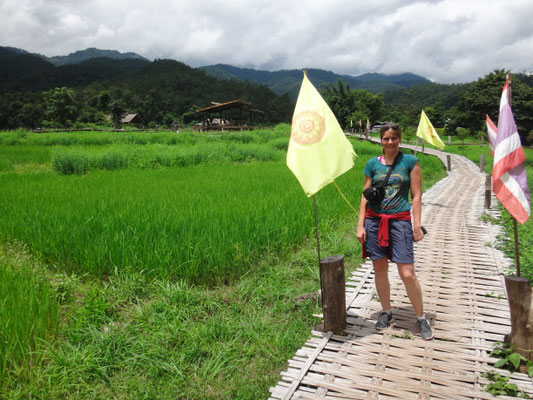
left=380, top=153, right=401, bottom=187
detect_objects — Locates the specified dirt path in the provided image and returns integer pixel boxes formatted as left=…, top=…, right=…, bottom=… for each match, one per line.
left=270, top=147, right=533, bottom=399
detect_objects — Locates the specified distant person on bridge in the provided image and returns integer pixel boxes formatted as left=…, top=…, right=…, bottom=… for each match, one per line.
left=356, top=124, right=434, bottom=340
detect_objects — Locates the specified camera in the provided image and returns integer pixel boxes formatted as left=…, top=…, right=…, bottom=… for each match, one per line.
left=363, top=184, right=385, bottom=205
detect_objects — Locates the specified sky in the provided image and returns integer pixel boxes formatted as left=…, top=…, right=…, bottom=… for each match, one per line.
left=2, top=0, right=532, bottom=84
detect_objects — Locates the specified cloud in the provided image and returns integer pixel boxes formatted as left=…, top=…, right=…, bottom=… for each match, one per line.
left=1, top=0, right=532, bottom=83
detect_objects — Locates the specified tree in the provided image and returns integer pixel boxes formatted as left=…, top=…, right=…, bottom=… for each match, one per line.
left=423, top=104, right=445, bottom=127
left=97, top=91, right=112, bottom=111
left=459, top=69, right=533, bottom=142
left=109, top=101, right=126, bottom=128
left=181, top=105, right=201, bottom=125
left=322, top=79, right=383, bottom=130
left=42, top=87, right=77, bottom=127
left=19, top=103, right=44, bottom=129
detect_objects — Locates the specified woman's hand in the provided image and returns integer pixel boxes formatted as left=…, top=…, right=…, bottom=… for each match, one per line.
left=413, top=226, right=425, bottom=242
left=356, top=226, right=366, bottom=244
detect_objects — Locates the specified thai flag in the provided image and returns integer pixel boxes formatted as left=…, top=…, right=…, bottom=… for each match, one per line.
left=493, top=76, right=531, bottom=224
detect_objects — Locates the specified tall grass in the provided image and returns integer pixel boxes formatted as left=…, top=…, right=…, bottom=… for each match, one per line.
left=0, top=244, right=59, bottom=388
left=0, top=126, right=288, bottom=147
left=0, top=161, right=365, bottom=283
left=0, top=132, right=449, bottom=398
left=0, top=134, right=446, bottom=283
left=50, top=143, right=285, bottom=174
left=0, top=146, right=51, bottom=172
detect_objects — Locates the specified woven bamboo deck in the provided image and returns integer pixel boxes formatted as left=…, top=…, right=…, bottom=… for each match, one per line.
left=270, top=147, right=533, bottom=399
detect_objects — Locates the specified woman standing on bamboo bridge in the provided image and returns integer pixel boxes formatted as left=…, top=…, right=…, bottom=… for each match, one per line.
left=356, top=124, right=434, bottom=340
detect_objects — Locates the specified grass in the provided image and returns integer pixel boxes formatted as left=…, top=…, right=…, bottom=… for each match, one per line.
left=0, top=216, right=357, bottom=399
left=0, top=161, right=365, bottom=283
left=0, top=125, right=448, bottom=398
left=0, top=243, right=59, bottom=388
left=50, top=142, right=286, bottom=174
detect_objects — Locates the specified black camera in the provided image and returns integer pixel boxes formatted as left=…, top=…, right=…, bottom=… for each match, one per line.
left=363, top=184, right=385, bottom=205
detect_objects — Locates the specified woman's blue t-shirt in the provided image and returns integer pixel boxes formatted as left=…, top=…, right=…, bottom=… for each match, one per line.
left=363, top=153, right=418, bottom=214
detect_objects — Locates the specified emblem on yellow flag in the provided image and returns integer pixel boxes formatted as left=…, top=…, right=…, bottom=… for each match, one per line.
left=287, top=72, right=356, bottom=197
left=416, top=110, right=445, bottom=150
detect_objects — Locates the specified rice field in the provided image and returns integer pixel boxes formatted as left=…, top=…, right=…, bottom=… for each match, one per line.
left=0, top=125, right=449, bottom=398
left=0, top=243, right=59, bottom=386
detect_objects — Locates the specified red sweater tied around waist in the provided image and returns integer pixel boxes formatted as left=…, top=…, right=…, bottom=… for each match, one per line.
left=362, top=209, right=411, bottom=258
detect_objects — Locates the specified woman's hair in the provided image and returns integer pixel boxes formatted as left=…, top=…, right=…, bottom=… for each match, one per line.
left=380, top=124, right=401, bottom=139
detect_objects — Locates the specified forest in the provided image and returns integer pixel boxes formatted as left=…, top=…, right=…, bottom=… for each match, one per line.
left=1, top=46, right=533, bottom=144
left=0, top=47, right=293, bottom=129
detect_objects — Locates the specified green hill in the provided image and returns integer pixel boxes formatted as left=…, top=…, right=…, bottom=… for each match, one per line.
left=46, top=47, right=149, bottom=66
left=0, top=47, right=293, bottom=129
left=200, top=64, right=430, bottom=99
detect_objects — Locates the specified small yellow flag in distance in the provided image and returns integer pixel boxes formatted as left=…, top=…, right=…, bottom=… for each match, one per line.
left=416, top=110, right=445, bottom=150
left=287, top=72, right=356, bottom=197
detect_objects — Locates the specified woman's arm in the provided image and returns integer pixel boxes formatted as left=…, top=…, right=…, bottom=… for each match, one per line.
left=356, top=175, right=373, bottom=243
left=410, top=161, right=424, bottom=242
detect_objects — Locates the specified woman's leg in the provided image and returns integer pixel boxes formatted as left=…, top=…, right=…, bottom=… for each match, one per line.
left=397, top=262, right=423, bottom=317
left=372, top=257, right=391, bottom=310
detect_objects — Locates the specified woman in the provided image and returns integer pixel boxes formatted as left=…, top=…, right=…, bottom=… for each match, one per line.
left=356, top=124, right=433, bottom=340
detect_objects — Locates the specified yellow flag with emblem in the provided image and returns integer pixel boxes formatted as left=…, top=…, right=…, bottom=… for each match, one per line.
left=416, top=110, right=445, bottom=150
left=287, top=72, right=356, bottom=197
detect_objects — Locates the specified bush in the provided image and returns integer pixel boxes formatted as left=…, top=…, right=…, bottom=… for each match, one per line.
left=52, top=151, right=90, bottom=175
left=268, top=138, right=289, bottom=151
left=95, top=151, right=128, bottom=170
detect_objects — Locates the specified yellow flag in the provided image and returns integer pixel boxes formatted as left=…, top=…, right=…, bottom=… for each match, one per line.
left=416, top=110, right=445, bottom=150
left=287, top=73, right=356, bottom=197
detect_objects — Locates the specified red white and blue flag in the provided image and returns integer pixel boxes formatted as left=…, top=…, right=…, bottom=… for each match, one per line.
left=493, top=76, right=530, bottom=224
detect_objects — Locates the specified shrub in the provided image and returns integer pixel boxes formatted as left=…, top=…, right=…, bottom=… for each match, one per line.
left=96, top=151, right=128, bottom=170
left=52, top=151, right=90, bottom=175
left=268, top=138, right=289, bottom=151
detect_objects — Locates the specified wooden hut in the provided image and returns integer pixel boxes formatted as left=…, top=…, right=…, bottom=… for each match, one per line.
left=121, top=113, right=145, bottom=127
left=196, top=100, right=264, bottom=131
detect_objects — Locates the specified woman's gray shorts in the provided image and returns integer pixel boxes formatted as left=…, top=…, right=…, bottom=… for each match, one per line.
left=364, top=217, right=414, bottom=264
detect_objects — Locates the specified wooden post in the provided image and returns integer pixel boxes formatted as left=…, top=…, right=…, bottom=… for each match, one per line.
left=448, top=135, right=451, bottom=145
left=319, top=255, right=346, bottom=335
left=485, top=174, right=491, bottom=209
left=505, top=276, right=533, bottom=362
left=480, top=153, right=485, bottom=172
left=446, top=155, right=451, bottom=171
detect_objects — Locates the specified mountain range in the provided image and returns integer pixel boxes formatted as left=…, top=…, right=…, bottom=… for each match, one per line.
left=2, top=46, right=149, bottom=66
left=199, top=64, right=430, bottom=99
left=1, top=47, right=430, bottom=98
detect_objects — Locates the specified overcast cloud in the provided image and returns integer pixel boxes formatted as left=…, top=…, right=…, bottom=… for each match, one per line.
left=1, top=0, right=532, bottom=83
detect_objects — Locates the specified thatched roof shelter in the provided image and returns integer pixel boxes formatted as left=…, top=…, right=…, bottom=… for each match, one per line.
left=196, top=100, right=264, bottom=130
left=121, top=113, right=145, bottom=126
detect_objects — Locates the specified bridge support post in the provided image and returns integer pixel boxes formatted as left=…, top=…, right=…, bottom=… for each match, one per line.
left=505, top=275, right=533, bottom=362
left=319, top=255, right=346, bottom=335
left=485, top=174, right=492, bottom=209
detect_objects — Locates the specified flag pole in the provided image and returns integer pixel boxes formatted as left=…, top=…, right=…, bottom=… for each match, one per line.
left=313, top=194, right=321, bottom=263
left=313, top=194, right=325, bottom=304
left=513, top=219, right=521, bottom=276
left=507, top=73, right=522, bottom=276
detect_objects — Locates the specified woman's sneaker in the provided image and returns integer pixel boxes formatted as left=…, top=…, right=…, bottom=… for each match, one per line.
left=375, top=311, right=393, bottom=330
left=416, top=318, right=434, bottom=340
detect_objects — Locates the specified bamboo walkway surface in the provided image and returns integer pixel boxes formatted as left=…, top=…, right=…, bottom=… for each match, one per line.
left=270, top=146, right=533, bottom=399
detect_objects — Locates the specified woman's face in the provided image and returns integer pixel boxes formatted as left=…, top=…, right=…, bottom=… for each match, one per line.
left=381, top=129, right=400, bottom=151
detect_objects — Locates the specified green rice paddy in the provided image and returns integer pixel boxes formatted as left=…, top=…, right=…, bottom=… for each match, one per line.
left=0, top=125, right=449, bottom=398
